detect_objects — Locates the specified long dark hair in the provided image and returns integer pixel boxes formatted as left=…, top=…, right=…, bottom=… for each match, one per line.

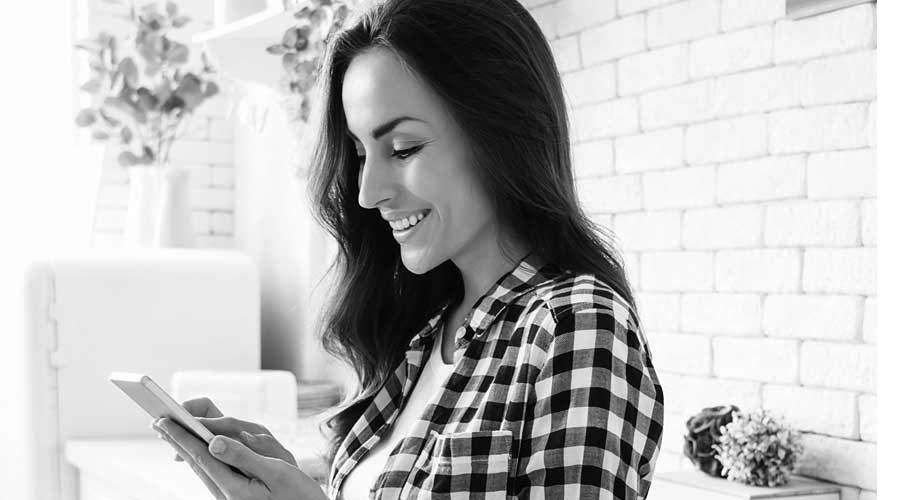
left=308, top=0, right=637, bottom=468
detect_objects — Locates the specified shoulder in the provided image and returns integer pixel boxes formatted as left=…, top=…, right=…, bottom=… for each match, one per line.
left=530, top=271, right=637, bottom=329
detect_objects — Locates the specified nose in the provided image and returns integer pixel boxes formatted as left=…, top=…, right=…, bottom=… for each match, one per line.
left=356, top=158, right=395, bottom=209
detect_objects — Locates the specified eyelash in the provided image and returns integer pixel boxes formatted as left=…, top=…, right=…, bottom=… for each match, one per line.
left=357, top=145, right=423, bottom=168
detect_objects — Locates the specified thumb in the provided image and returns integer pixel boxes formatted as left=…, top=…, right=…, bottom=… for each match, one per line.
left=208, top=435, right=287, bottom=485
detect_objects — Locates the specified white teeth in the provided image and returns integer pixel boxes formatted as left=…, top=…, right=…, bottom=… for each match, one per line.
left=389, top=211, right=428, bottom=231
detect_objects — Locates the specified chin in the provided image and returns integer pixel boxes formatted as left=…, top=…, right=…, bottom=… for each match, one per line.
left=400, top=248, right=437, bottom=275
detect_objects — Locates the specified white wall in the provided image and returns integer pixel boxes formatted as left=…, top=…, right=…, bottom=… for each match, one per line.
left=521, top=0, right=876, bottom=497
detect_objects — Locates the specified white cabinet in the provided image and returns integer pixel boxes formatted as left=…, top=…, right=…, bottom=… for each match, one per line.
left=652, top=470, right=841, bottom=500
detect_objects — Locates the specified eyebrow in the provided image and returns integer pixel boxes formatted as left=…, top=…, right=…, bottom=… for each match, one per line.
left=347, top=116, right=426, bottom=141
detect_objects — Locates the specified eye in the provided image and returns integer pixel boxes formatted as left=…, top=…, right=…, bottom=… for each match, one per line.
left=392, top=145, right=423, bottom=160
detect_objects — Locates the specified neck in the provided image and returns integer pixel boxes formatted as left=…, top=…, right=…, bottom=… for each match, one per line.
left=451, top=232, right=529, bottom=314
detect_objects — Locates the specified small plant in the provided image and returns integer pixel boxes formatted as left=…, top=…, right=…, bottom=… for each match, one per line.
left=267, top=0, right=356, bottom=123
left=74, top=0, right=219, bottom=168
left=713, top=408, right=805, bottom=487
left=683, top=405, right=740, bottom=477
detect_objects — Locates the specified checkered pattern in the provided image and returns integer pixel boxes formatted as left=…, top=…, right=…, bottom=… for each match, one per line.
left=327, top=253, right=665, bottom=499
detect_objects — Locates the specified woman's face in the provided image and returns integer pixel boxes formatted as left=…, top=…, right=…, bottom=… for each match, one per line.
left=342, top=47, right=499, bottom=274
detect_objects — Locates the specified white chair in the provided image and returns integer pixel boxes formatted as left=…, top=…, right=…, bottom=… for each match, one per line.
left=0, top=249, right=262, bottom=500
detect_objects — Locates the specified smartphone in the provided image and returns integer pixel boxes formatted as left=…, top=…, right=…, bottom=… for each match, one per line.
left=109, top=372, right=216, bottom=443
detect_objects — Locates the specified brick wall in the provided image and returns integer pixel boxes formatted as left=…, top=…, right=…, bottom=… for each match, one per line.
left=521, top=0, right=876, bottom=497
left=81, top=0, right=236, bottom=249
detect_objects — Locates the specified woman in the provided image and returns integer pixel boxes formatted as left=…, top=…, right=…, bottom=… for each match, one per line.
left=153, top=0, right=665, bottom=498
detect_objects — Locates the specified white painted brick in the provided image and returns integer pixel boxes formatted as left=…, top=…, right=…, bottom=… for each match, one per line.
left=101, top=163, right=129, bottom=184
left=555, top=0, right=616, bottom=37
left=191, top=187, right=235, bottom=210
left=191, top=211, right=211, bottom=235
left=577, top=174, right=642, bottom=213
left=92, top=231, right=124, bottom=248
left=208, top=118, right=234, bottom=142
left=562, top=63, right=615, bottom=107
left=572, top=98, right=639, bottom=141
left=681, top=292, right=762, bottom=336
left=618, top=43, right=688, bottom=95
left=572, top=140, right=614, bottom=179
left=168, top=140, right=233, bottom=165
left=763, top=294, right=863, bottom=340
left=714, top=66, right=801, bottom=118
left=803, top=248, right=876, bottom=295
left=643, top=165, right=715, bottom=210
left=800, top=51, right=876, bottom=106
left=720, top=0, right=784, bottom=31
left=617, top=0, right=679, bottom=16
left=764, top=200, right=860, bottom=247
left=195, top=93, right=231, bottom=119
left=683, top=205, right=763, bottom=249
left=716, top=155, right=805, bottom=204
left=97, top=184, right=129, bottom=207
left=550, top=35, right=580, bottom=73
left=861, top=199, right=875, bottom=246
left=763, top=385, right=858, bottom=439
left=774, top=4, right=875, bottom=64
left=640, top=80, right=716, bottom=130
left=769, top=103, right=868, bottom=154
left=840, top=487, right=861, bottom=500
left=212, top=212, right=234, bottom=234
left=858, top=394, right=875, bottom=442
left=659, top=372, right=761, bottom=416
left=181, top=117, right=209, bottom=141
left=622, top=252, right=640, bottom=290
left=211, top=165, right=234, bottom=188
left=528, top=2, right=557, bottom=40
left=590, top=213, right=614, bottom=231
left=634, top=292, right=680, bottom=333
left=795, top=433, right=876, bottom=490
left=716, top=249, right=801, bottom=292
left=170, top=163, right=212, bottom=188
left=862, top=298, right=875, bottom=344
left=801, top=341, right=875, bottom=392
left=646, top=0, right=720, bottom=49
left=649, top=333, right=711, bottom=375
left=685, top=115, right=768, bottom=164
left=520, top=0, right=552, bottom=9
left=94, top=207, right=126, bottom=231
left=613, top=210, right=681, bottom=250
left=641, top=251, right=715, bottom=292
left=614, top=127, right=684, bottom=173
left=580, top=14, right=645, bottom=66
left=688, top=25, right=772, bottom=79
left=867, top=100, right=876, bottom=146
left=713, top=337, right=798, bottom=383
left=196, top=235, right=235, bottom=249
left=807, top=148, right=876, bottom=199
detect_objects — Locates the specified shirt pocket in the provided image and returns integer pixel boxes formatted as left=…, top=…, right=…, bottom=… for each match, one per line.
left=402, top=429, right=514, bottom=499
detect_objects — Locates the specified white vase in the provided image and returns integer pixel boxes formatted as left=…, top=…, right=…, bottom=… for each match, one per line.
left=123, top=167, right=164, bottom=248
left=153, top=165, right=195, bottom=248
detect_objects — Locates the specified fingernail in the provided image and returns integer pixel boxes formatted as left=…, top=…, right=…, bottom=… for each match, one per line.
left=241, top=431, right=255, bottom=443
left=210, top=437, right=226, bottom=455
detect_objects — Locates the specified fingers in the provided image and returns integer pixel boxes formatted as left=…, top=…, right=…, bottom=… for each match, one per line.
left=207, top=434, right=291, bottom=487
left=156, top=418, right=246, bottom=494
left=155, top=423, right=225, bottom=499
left=240, top=431, right=298, bottom=467
left=181, top=397, right=225, bottom=418
left=196, top=415, right=271, bottom=438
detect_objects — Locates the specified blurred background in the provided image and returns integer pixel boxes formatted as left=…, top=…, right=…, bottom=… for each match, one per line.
left=0, top=0, right=885, bottom=499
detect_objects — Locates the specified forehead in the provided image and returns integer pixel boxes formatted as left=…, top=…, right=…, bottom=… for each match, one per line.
left=341, top=47, right=445, bottom=137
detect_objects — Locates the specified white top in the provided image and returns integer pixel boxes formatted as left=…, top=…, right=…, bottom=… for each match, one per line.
left=339, top=323, right=456, bottom=500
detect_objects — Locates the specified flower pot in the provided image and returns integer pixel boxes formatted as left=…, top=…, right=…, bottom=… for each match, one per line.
left=123, top=165, right=195, bottom=248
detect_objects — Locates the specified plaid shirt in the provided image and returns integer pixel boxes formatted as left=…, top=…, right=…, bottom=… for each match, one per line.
left=327, top=253, right=665, bottom=499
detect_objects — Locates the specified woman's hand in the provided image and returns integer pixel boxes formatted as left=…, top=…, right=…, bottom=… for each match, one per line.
left=153, top=397, right=326, bottom=500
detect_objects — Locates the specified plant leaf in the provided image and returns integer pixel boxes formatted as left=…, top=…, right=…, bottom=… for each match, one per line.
left=80, top=78, right=102, bottom=93
left=166, top=1, right=177, bottom=17
left=121, top=127, right=133, bottom=144
left=173, top=73, right=203, bottom=111
left=172, top=15, right=191, bottom=28
left=92, top=130, right=110, bottom=141
left=118, top=57, right=138, bottom=87
left=118, top=151, right=139, bottom=167
left=266, top=44, right=288, bottom=55
left=282, top=52, right=298, bottom=70
left=203, top=81, right=219, bottom=97
left=167, top=41, right=189, bottom=64
left=75, top=108, right=96, bottom=127
left=139, top=145, right=155, bottom=164
left=136, top=87, right=159, bottom=111
left=283, top=27, right=299, bottom=48
left=98, top=108, right=121, bottom=127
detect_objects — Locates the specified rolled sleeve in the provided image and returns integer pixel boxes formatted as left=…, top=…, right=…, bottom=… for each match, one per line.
left=514, top=305, right=665, bottom=500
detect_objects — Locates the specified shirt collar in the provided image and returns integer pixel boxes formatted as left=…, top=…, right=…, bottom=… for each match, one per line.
left=406, top=251, right=562, bottom=351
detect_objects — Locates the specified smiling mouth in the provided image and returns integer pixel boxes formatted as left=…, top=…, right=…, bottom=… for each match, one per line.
left=389, top=209, right=431, bottom=233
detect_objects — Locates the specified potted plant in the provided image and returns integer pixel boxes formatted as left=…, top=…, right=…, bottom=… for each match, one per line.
left=714, top=408, right=805, bottom=487
left=74, top=0, right=220, bottom=248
